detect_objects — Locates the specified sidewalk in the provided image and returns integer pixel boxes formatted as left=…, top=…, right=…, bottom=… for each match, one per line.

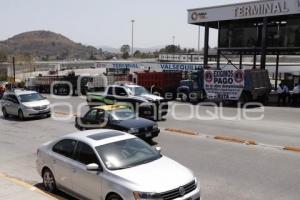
left=0, top=173, right=55, bottom=200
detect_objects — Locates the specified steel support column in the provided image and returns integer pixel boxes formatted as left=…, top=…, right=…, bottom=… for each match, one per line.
left=204, top=23, right=209, bottom=67
left=239, top=54, right=243, bottom=69
left=217, top=50, right=221, bottom=69
left=261, top=17, right=268, bottom=69
left=253, top=53, right=257, bottom=69
left=275, top=53, right=280, bottom=90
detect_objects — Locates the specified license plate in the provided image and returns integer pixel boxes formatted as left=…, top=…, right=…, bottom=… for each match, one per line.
left=145, top=132, right=152, bottom=138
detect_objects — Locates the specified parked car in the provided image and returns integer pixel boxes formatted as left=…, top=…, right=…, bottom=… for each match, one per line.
left=87, top=84, right=168, bottom=120
left=0, top=89, right=51, bottom=119
left=75, top=104, right=160, bottom=140
left=36, top=129, right=201, bottom=200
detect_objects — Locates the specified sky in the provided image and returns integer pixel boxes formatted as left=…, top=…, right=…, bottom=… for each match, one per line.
left=0, top=0, right=250, bottom=50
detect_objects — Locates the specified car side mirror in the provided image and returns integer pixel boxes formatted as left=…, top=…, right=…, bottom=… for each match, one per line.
left=86, top=163, right=101, bottom=171
left=155, top=146, right=161, bottom=153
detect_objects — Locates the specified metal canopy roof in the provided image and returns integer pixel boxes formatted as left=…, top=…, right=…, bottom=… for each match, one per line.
left=188, top=0, right=300, bottom=26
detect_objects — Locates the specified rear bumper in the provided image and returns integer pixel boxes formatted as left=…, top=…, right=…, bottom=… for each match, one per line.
left=139, top=102, right=168, bottom=119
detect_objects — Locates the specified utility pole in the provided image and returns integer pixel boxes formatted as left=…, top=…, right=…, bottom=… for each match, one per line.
left=12, top=56, right=15, bottom=83
left=172, top=36, right=175, bottom=45
left=131, top=19, right=135, bottom=56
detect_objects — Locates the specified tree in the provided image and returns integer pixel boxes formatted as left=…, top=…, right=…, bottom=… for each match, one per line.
left=120, top=45, right=130, bottom=54
left=159, top=45, right=182, bottom=54
left=120, top=44, right=130, bottom=59
left=134, top=50, right=141, bottom=57
left=122, top=52, right=130, bottom=59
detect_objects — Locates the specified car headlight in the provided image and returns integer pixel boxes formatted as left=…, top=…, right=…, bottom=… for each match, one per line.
left=128, top=128, right=139, bottom=134
left=133, top=192, right=162, bottom=200
left=153, top=124, right=158, bottom=129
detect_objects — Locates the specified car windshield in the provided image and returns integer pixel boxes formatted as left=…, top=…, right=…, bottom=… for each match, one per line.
left=96, top=138, right=161, bottom=170
left=110, top=109, right=136, bottom=120
left=19, top=93, right=45, bottom=102
left=127, top=86, right=149, bottom=96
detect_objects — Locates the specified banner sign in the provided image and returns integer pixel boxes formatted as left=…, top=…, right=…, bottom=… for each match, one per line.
left=204, top=70, right=245, bottom=100
left=160, top=63, right=202, bottom=71
left=95, top=62, right=202, bottom=72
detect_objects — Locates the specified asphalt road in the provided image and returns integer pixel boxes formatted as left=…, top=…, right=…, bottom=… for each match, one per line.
left=0, top=96, right=300, bottom=200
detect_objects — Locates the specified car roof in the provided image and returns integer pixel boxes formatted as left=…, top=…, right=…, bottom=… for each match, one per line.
left=5, top=89, right=38, bottom=96
left=94, top=104, right=131, bottom=111
left=60, top=129, right=136, bottom=147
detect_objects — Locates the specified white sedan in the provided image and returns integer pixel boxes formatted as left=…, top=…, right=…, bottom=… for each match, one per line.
left=36, top=129, right=201, bottom=200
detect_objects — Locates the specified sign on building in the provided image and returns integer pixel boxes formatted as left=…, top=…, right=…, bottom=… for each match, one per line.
left=204, top=69, right=245, bottom=100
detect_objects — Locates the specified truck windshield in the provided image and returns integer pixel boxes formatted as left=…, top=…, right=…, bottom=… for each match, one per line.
left=127, top=86, right=149, bottom=96
left=110, top=109, right=136, bottom=120
left=19, top=93, right=45, bottom=102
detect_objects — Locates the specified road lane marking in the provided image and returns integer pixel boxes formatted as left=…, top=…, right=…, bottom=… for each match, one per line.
left=163, top=128, right=300, bottom=154
left=54, top=111, right=77, bottom=117
left=214, top=135, right=257, bottom=145
left=164, top=128, right=198, bottom=136
left=0, top=172, right=64, bottom=200
left=283, top=146, right=300, bottom=153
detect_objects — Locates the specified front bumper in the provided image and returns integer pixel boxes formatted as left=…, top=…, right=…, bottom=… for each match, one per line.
left=178, top=186, right=200, bottom=200
left=23, top=107, right=51, bottom=118
left=135, top=129, right=160, bottom=139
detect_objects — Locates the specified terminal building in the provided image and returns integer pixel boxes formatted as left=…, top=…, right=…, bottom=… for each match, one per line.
left=188, top=0, right=300, bottom=88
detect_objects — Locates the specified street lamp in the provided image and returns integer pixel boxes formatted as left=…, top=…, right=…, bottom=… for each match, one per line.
left=131, top=20, right=135, bottom=57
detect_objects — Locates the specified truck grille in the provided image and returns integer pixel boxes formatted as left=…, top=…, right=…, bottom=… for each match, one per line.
left=33, top=105, right=47, bottom=111
left=159, top=180, right=197, bottom=200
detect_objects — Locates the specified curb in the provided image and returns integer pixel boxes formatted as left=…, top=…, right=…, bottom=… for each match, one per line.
left=0, top=172, right=60, bottom=199
left=164, top=128, right=198, bottom=136
left=283, top=146, right=300, bottom=152
left=214, top=135, right=257, bottom=145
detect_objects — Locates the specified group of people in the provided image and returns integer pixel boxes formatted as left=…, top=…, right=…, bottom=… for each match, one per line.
left=277, top=82, right=300, bottom=106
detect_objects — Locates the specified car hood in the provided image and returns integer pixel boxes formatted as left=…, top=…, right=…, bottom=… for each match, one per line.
left=111, top=118, right=155, bottom=129
left=22, top=99, right=50, bottom=108
left=110, top=156, right=195, bottom=193
left=140, top=94, right=164, bottom=101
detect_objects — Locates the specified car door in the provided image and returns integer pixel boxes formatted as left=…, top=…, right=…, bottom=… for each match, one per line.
left=51, top=139, right=77, bottom=192
left=72, top=141, right=102, bottom=200
left=9, top=95, right=20, bottom=115
left=1, top=95, right=10, bottom=112
left=105, top=86, right=116, bottom=104
left=81, top=109, right=102, bottom=129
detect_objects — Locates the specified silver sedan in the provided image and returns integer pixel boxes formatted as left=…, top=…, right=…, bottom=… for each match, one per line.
left=36, top=129, right=201, bottom=200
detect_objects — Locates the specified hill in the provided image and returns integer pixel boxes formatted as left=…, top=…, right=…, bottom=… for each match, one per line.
left=0, top=30, right=103, bottom=60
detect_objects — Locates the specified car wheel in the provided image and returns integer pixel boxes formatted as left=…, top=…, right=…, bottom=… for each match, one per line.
left=43, top=169, right=57, bottom=193
left=107, top=194, right=123, bottom=200
left=2, top=107, right=8, bottom=118
left=18, top=110, right=24, bottom=120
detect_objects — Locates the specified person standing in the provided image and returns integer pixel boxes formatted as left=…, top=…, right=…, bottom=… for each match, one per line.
left=277, top=82, right=289, bottom=106
left=292, top=83, right=300, bottom=105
